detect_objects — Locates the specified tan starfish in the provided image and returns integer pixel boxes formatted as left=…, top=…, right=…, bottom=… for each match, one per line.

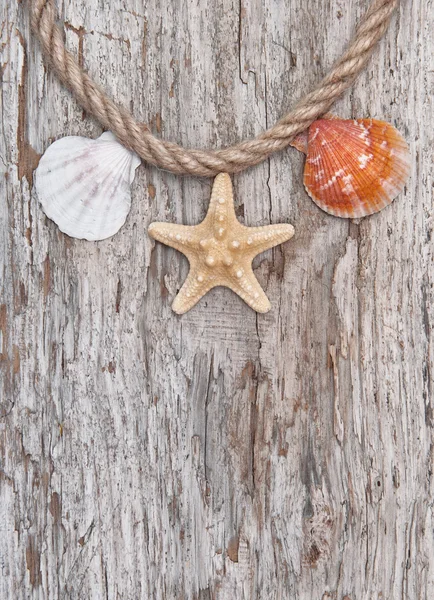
left=148, top=173, right=295, bottom=314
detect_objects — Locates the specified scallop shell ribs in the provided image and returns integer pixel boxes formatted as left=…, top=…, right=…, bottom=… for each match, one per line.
left=292, top=118, right=410, bottom=218
left=35, top=132, right=141, bottom=240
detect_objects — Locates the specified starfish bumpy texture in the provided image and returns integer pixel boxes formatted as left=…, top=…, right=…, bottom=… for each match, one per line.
left=148, top=173, right=295, bottom=314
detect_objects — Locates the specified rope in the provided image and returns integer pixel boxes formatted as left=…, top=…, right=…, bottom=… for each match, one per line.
left=29, top=0, right=399, bottom=176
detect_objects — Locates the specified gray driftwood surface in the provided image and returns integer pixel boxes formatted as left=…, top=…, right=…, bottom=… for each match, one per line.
left=1, top=1, right=433, bottom=598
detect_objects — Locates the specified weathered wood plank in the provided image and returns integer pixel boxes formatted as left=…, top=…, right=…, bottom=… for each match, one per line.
left=1, top=0, right=433, bottom=598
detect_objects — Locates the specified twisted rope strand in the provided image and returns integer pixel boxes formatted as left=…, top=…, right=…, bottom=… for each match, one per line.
left=29, top=0, right=398, bottom=176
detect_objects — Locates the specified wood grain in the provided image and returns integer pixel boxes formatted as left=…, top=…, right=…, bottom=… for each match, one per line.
left=1, top=1, right=433, bottom=598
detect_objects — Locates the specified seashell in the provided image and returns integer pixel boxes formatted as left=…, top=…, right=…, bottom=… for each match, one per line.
left=35, top=131, right=141, bottom=240
left=290, top=117, right=411, bottom=218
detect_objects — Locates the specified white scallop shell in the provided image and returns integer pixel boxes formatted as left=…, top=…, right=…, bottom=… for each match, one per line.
left=35, top=132, right=141, bottom=241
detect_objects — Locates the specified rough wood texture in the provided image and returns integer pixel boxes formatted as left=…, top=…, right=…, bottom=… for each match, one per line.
left=1, top=1, right=433, bottom=598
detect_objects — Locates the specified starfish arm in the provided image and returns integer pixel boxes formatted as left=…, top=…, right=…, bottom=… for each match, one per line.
left=172, top=266, right=216, bottom=314
left=242, top=223, right=295, bottom=255
left=148, top=222, right=198, bottom=257
left=202, top=173, right=237, bottom=228
left=226, top=266, right=271, bottom=313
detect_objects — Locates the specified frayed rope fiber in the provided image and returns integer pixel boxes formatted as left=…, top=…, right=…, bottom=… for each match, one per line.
left=30, top=0, right=399, bottom=176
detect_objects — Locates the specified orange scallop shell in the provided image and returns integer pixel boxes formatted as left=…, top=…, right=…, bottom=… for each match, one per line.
left=291, top=118, right=411, bottom=218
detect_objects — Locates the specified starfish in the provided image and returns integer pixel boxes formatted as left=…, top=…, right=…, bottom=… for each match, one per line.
left=148, top=173, right=295, bottom=314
